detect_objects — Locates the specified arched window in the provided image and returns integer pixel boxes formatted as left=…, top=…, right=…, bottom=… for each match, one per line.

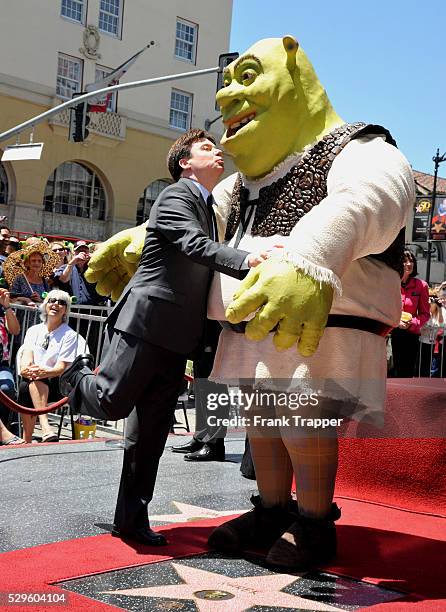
left=43, top=161, right=106, bottom=220
left=136, top=179, right=171, bottom=224
left=0, top=163, right=8, bottom=204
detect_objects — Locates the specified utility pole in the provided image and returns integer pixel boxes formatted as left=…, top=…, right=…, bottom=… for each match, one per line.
left=425, top=148, right=446, bottom=284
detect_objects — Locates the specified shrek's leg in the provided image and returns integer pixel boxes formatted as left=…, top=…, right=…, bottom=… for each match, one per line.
left=282, top=432, right=338, bottom=519
left=207, top=391, right=294, bottom=553
left=266, top=399, right=340, bottom=569
left=247, top=435, right=293, bottom=507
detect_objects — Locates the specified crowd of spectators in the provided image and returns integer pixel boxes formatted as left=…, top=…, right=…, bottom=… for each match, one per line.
left=0, top=224, right=109, bottom=444
left=0, top=226, right=107, bottom=308
left=389, top=249, right=446, bottom=378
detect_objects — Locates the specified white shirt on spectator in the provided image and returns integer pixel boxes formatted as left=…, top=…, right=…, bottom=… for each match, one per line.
left=23, top=323, right=78, bottom=368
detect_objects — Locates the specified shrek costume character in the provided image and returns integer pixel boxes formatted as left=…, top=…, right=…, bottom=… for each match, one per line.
left=82, top=36, right=414, bottom=569
left=204, top=35, right=414, bottom=569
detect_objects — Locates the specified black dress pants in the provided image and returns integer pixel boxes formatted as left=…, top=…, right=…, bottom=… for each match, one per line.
left=193, top=322, right=228, bottom=445
left=76, top=326, right=186, bottom=531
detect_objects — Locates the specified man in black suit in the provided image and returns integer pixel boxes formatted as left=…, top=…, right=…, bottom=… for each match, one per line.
left=60, top=129, right=267, bottom=546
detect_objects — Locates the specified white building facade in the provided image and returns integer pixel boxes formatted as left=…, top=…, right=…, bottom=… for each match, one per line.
left=0, top=0, right=233, bottom=239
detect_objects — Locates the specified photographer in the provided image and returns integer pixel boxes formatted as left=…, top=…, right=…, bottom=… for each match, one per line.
left=56, top=241, right=105, bottom=306
left=55, top=241, right=106, bottom=358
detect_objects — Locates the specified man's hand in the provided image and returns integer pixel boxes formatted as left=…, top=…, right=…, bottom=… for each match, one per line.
left=247, top=251, right=270, bottom=267
left=225, top=257, right=333, bottom=356
left=247, top=245, right=284, bottom=268
left=84, top=223, right=147, bottom=301
left=71, top=252, right=90, bottom=266
left=0, top=288, right=10, bottom=308
left=29, top=291, right=41, bottom=303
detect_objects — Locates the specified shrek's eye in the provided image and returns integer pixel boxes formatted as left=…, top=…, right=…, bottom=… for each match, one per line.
left=241, top=70, right=257, bottom=85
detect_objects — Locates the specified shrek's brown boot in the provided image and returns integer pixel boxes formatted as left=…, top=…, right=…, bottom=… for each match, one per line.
left=266, top=503, right=341, bottom=570
left=208, top=495, right=296, bottom=554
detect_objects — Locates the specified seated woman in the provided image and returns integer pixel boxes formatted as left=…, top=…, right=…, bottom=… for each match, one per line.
left=0, top=286, right=21, bottom=431
left=4, top=241, right=59, bottom=306
left=19, top=290, right=79, bottom=443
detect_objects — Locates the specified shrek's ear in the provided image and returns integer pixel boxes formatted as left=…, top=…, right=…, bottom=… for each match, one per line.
left=282, top=35, right=299, bottom=73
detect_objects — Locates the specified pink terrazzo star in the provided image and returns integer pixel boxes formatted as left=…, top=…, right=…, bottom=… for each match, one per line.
left=151, top=501, right=246, bottom=523
left=106, top=562, right=342, bottom=611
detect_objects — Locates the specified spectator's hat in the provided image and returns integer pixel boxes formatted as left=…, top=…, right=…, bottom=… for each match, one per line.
left=73, top=240, right=90, bottom=252
left=2, top=240, right=60, bottom=286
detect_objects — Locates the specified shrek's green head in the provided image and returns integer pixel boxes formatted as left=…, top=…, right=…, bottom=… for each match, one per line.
left=217, top=36, right=344, bottom=179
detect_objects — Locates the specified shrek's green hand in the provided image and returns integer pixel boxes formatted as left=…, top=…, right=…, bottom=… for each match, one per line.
left=85, top=223, right=147, bottom=302
left=225, top=258, right=334, bottom=356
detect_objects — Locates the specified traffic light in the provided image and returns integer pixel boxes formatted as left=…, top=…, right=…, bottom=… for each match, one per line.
left=215, top=52, right=239, bottom=110
left=69, top=101, right=90, bottom=142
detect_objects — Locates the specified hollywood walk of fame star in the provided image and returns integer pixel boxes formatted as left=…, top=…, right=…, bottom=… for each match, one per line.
left=150, top=502, right=247, bottom=523
left=105, top=562, right=342, bottom=611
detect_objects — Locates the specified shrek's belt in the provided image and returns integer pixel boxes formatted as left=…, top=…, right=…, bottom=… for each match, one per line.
left=220, top=315, right=393, bottom=338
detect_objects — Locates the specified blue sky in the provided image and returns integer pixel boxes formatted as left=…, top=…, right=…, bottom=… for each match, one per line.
left=230, top=0, right=446, bottom=175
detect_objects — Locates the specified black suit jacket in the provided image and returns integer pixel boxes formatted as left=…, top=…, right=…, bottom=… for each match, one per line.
left=107, top=178, right=249, bottom=355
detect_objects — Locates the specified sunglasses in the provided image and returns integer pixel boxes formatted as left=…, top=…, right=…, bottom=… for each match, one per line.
left=47, top=298, right=67, bottom=306
left=52, top=247, right=65, bottom=253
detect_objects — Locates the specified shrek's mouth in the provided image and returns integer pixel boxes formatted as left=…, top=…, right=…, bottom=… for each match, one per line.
left=225, top=112, right=256, bottom=138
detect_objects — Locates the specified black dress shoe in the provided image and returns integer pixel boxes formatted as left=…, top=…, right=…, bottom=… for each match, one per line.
left=59, top=354, right=94, bottom=397
left=172, top=438, right=203, bottom=454
left=184, top=443, right=225, bottom=462
left=111, top=526, right=167, bottom=546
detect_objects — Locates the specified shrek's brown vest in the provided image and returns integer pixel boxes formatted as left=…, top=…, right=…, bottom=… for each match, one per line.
left=224, top=122, right=405, bottom=276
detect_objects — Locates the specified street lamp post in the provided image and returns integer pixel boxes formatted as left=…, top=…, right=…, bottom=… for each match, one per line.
left=425, top=148, right=446, bottom=285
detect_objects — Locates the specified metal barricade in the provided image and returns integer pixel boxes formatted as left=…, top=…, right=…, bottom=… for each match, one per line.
left=388, top=327, right=445, bottom=378
left=417, top=324, right=445, bottom=378
left=7, top=303, right=112, bottom=369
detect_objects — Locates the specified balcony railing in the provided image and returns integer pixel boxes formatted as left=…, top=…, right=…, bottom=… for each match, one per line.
left=49, top=108, right=126, bottom=141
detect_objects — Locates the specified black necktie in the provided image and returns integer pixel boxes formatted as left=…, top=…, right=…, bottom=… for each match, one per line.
left=206, top=194, right=217, bottom=240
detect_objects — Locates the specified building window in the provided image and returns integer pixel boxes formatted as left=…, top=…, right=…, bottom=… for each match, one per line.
left=136, top=179, right=171, bottom=224
left=56, top=53, right=83, bottom=100
left=0, top=164, right=8, bottom=205
left=61, top=0, right=86, bottom=24
left=44, top=162, right=106, bottom=221
left=169, top=89, right=193, bottom=131
left=99, top=0, right=122, bottom=37
left=93, top=66, right=117, bottom=112
left=175, top=18, right=198, bottom=63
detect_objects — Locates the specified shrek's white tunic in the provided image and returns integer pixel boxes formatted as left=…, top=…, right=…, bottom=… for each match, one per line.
left=207, top=134, right=415, bottom=417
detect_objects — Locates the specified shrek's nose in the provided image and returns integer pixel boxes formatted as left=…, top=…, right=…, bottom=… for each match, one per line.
left=216, top=81, right=245, bottom=112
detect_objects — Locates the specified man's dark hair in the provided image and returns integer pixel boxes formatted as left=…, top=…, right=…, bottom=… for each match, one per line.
left=404, top=249, right=418, bottom=278
left=167, top=128, right=216, bottom=182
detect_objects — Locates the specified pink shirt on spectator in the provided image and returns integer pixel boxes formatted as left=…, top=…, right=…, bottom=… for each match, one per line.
left=401, top=277, right=430, bottom=334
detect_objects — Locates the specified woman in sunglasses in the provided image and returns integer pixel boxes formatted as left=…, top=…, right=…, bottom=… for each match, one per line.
left=19, top=290, right=79, bottom=443
left=50, top=242, right=68, bottom=268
